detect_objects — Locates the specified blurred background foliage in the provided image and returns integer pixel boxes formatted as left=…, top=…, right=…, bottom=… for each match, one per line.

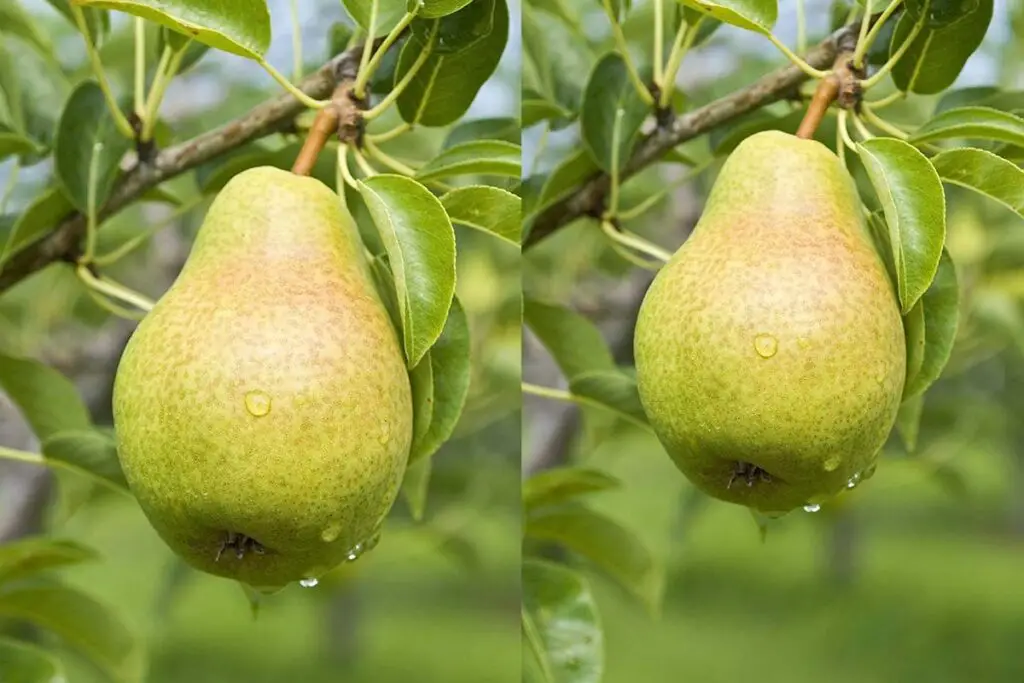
left=523, top=0, right=1024, bottom=681
left=0, top=1, right=522, bottom=681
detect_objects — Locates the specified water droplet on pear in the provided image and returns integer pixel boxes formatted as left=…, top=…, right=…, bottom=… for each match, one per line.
left=754, top=333, right=778, bottom=358
left=244, top=390, right=272, bottom=417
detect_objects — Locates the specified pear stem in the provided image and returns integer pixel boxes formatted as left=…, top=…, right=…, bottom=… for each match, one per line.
left=796, top=73, right=840, bottom=139
left=292, top=105, right=341, bottom=175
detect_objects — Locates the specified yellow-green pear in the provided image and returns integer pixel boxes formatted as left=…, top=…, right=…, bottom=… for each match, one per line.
left=634, top=131, right=905, bottom=514
left=112, top=167, right=412, bottom=587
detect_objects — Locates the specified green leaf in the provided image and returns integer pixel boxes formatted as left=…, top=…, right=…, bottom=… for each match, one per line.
left=933, top=87, right=1024, bottom=114
left=75, top=0, right=271, bottom=59
left=416, top=140, right=521, bottom=181
left=521, top=3, right=590, bottom=115
left=42, top=429, right=129, bottom=491
left=410, top=356, right=435, bottom=450
left=568, top=369, right=649, bottom=428
left=523, top=467, right=621, bottom=511
left=396, top=0, right=509, bottom=126
left=422, top=0, right=476, bottom=18
left=358, top=175, right=457, bottom=367
left=905, top=0, right=979, bottom=27
left=0, top=580, right=145, bottom=683
left=401, top=456, right=432, bottom=521
left=157, top=25, right=211, bottom=73
left=523, top=149, right=599, bottom=222
left=526, top=504, right=661, bottom=612
left=857, top=137, right=946, bottom=313
left=0, top=125, right=41, bottom=161
left=890, top=0, right=992, bottom=95
left=0, top=187, right=74, bottom=266
left=0, top=1, right=57, bottom=60
left=54, top=81, right=132, bottom=214
left=442, top=116, right=521, bottom=148
left=676, top=0, right=777, bottom=34
left=441, top=186, right=520, bottom=246
left=327, top=21, right=355, bottom=57
left=896, top=394, right=923, bottom=452
left=0, top=637, right=66, bottom=683
left=903, top=297, right=926, bottom=395
left=679, top=5, right=722, bottom=45
left=522, top=559, right=603, bottom=683
left=341, top=0, right=407, bottom=37
left=0, top=353, right=91, bottom=441
left=523, top=299, right=616, bottom=380
left=580, top=52, right=651, bottom=173
left=523, top=89, right=574, bottom=128
left=0, top=537, right=97, bottom=585
left=45, top=0, right=110, bottom=45
left=904, top=249, right=959, bottom=397
left=911, top=107, right=1024, bottom=148
left=930, top=147, right=1024, bottom=219
left=410, top=297, right=471, bottom=462
left=0, top=33, right=69, bottom=153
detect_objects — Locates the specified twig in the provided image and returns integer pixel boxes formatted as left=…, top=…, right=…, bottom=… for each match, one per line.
left=0, top=38, right=384, bottom=295
left=524, top=21, right=862, bottom=249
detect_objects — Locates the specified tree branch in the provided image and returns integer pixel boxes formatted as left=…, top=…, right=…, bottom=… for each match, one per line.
left=524, top=22, right=862, bottom=249
left=0, top=38, right=384, bottom=294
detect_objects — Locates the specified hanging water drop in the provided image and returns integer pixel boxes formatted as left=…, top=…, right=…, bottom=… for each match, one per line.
left=299, top=577, right=318, bottom=588
left=803, top=503, right=821, bottom=513
left=847, top=472, right=862, bottom=489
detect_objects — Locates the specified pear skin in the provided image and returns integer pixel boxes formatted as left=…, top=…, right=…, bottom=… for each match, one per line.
left=112, top=167, right=412, bottom=586
left=634, top=131, right=905, bottom=514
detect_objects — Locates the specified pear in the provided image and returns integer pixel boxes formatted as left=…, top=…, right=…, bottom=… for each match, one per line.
left=112, top=167, right=412, bottom=587
left=634, top=131, right=905, bottom=514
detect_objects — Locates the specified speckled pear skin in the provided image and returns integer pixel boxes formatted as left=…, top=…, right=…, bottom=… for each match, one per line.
left=634, top=131, right=905, bottom=514
left=112, top=167, right=412, bottom=586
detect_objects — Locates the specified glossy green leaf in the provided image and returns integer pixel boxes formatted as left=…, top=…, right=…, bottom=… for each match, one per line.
left=0, top=187, right=75, bottom=265
left=580, top=53, right=651, bottom=173
left=523, top=149, right=598, bottom=223
left=54, top=81, right=132, bottom=214
left=0, top=537, right=97, bottom=585
left=0, top=353, right=91, bottom=441
left=0, top=1, right=56, bottom=59
left=0, top=33, right=69, bottom=152
left=45, top=0, right=110, bottom=45
left=905, top=0, right=979, bottom=27
left=522, top=559, right=603, bottom=683
left=327, top=21, right=355, bottom=57
left=74, top=0, right=271, bottom=59
left=396, top=0, right=509, bottom=126
left=401, top=456, right=432, bottom=521
left=422, top=0, right=476, bottom=18
left=442, top=117, right=520, bottom=148
left=410, top=297, right=471, bottom=462
left=904, top=250, right=959, bottom=397
left=410, top=357, right=435, bottom=448
left=523, top=299, right=615, bottom=380
left=890, top=0, right=992, bottom=94
left=441, top=186, right=520, bottom=245
left=568, top=369, right=649, bottom=428
left=523, top=467, right=621, bottom=511
left=933, top=87, right=1024, bottom=114
left=526, top=504, right=661, bottom=612
left=523, top=89, right=574, bottom=128
left=930, top=147, right=1024, bottom=219
left=359, top=175, right=457, bottom=367
left=0, top=125, right=41, bottom=161
left=0, top=580, right=145, bottom=683
left=416, top=140, right=521, bottom=181
left=911, top=107, right=1024, bottom=148
left=341, top=0, right=406, bottom=37
left=896, top=394, right=923, bottom=452
left=42, top=429, right=130, bottom=491
left=0, top=637, right=66, bottom=683
left=857, top=137, right=946, bottom=313
left=676, top=0, right=777, bottom=34
left=521, top=2, right=590, bottom=115
left=903, top=298, right=926, bottom=395
left=678, top=5, right=723, bottom=45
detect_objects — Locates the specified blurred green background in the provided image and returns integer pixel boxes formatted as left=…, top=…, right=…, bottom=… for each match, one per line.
left=523, top=0, right=1024, bottom=681
left=0, top=1, right=522, bottom=681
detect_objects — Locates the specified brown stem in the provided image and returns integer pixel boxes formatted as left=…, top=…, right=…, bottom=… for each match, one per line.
left=292, top=107, right=340, bottom=176
left=796, top=75, right=840, bottom=139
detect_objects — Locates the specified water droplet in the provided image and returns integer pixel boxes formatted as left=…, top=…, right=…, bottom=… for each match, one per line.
left=244, top=390, right=272, bottom=417
left=346, top=542, right=364, bottom=561
left=823, top=455, right=842, bottom=472
left=321, top=523, right=342, bottom=543
left=847, top=472, right=862, bottom=489
left=754, top=333, right=778, bottom=358
left=299, top=577, right=318, bottom=588
left=803, top=503, right=821, bottom=513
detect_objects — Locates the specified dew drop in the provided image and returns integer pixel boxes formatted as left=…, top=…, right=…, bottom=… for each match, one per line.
left=823, top=455, right=842, bottom=472
left=803, top=503, right=821, bottom=513
left=321, top=523, right=342, bottom=543
left=299, top=577, right=318, bottom=588
left=346, top=542, right=364, bottom=562
left=753, top=334, right=778, bottom=358
left=244, top=390, right=272, bottom=417
left=847, top=472, right=862, bottom=489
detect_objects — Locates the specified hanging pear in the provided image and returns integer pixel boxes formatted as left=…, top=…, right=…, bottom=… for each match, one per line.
left=113, top=167, right=412, bottom=587
left=634, top=131, right=906, bottom=514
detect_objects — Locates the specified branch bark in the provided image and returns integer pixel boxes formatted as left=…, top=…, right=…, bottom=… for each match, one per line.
left=523, top=22, right=862, bottom=249
left=0, top=38, right=384, bottom=294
